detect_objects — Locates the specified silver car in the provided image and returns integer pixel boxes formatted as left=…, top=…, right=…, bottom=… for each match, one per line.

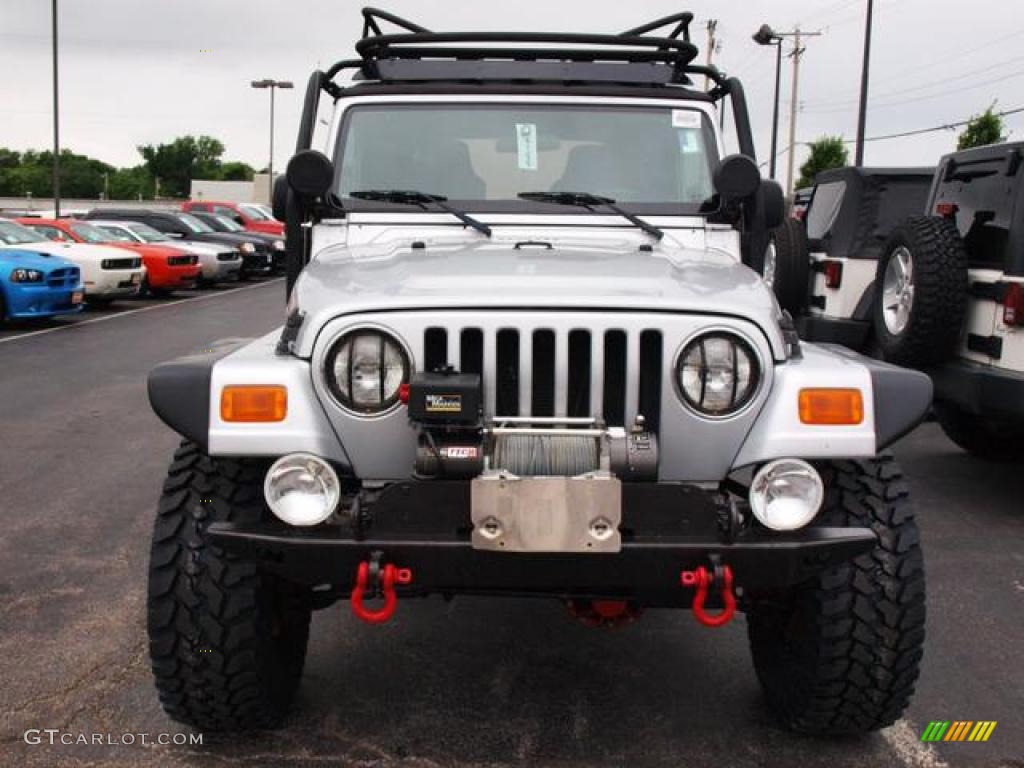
left=143, top=9, right=931, bottom=737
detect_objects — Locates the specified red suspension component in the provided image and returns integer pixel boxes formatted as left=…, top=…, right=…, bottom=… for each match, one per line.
left=350, top=559, right=413, bottom=624
left=680, top=564, right=736, bottom=628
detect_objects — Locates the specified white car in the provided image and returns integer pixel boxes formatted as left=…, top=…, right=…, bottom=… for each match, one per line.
left=0, top=219, right=143, bottom=300
left=90, top=220, right=242, bottom=284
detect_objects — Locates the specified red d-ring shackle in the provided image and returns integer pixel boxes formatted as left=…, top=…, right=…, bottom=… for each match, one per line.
left=350, top=561, right=413, bottom=624
left=680, top=564, right=736, bottom=628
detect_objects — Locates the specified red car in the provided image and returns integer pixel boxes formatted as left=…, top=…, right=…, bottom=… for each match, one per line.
left=182, top=201, right=284, bottom=236
left=19, top=218, right=201, bottom=296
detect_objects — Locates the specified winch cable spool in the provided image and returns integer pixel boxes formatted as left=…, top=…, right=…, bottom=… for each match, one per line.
left=492, top=433, right=600, bottom=476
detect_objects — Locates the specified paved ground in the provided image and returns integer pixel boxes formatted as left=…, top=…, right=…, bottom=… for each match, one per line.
left=0, top=279, right=1021, bottom=767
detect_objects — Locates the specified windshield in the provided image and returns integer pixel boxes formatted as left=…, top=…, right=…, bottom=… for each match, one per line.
left=336, top=104, right=717, bottom=213
left=175, top=213, right=213, bottom=234
left=238, top=204, right=270, bottom=221
left=87, top=225, right=134, bottom=243
left=213, top=215, right=245, bottom=232
left=70, top=222, right=117, bottom=244
left=124, top=222, right=172, bottom=242
left=0, top=220, right=46, bottom=245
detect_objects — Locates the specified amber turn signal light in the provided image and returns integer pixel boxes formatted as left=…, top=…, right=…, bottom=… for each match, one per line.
left=221, top=385, right=287, bottom=422
left=798, top=388, right=864, bottom=425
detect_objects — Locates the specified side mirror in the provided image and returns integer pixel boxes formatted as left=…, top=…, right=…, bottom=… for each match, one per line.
left=286, top=150, right=335, bottom=199
left=761, top=180, right=785, bottom=229
left=714, top=154, right=761, bottom=205
left=272, top=175, right=289, bottom=221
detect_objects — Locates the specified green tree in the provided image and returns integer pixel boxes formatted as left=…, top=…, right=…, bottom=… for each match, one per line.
left=108, top=165, right=153, bottom=200
left=218, top=161, right=255, bottom=181
left=796, top=136, right=849, bottom=190
left=137, top=135, right=226, bottom=198
left=957, top=107, right=1006, bottom=150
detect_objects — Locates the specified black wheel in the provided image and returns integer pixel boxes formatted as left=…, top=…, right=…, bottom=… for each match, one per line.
left=147, top=441, right=311, bottom=730
left=935, top=402, right=1024, bottom=461
left=873, top=216, right=967, bottom=367
left=0, top=290, right=7, bottom=322
left=747, top=456, right=926, bottom=735
left=763, top=218, right=809, bottom=315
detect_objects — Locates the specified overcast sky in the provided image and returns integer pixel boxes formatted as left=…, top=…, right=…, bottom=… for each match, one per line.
left=1, top=0, right=1022, bottom=185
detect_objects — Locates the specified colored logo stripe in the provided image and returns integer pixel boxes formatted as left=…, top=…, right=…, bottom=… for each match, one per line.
left=920, top=721, right=996, bottom=742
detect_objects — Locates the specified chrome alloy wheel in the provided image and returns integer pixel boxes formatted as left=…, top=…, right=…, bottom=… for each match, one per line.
left=882, top=246, right=915, bottom=335
left=762, top=241, right=777, bottom=289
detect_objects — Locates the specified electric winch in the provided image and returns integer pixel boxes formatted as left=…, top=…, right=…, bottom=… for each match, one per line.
left=407, top=369, right=659, bottom=481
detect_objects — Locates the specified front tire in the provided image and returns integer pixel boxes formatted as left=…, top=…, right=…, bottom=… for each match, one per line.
left=147, top=442, right=311, bottom=730
left=747, top=456, right=926, bottom=735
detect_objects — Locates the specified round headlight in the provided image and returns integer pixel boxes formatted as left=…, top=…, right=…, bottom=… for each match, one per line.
left=325, top=329, right=410, bottom=414
left=677, top=332, right=760, bottom=416
left=264, top=453, right=340, bottom=527
left=749, top=459, right=824, bottom=531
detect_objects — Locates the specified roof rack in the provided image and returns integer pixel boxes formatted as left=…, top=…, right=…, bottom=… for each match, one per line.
left=322, top=7, right=713, bottom=89
left=296, top=8, right=754, bottom=161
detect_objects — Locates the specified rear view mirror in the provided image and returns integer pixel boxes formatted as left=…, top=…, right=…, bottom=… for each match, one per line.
left=286, top=150, right=335, bottom=198
left=714, top=154, right=761, bottom=204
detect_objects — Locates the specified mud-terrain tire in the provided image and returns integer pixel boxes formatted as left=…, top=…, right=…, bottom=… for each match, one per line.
left=873, top=216, right=967, bottom=367
left=147, top=441, right=311, bottom=730
left=763, top=218, right=810, bottom=315
left=935, top=403, right=1024, bottom=461
left=747, top=456, right=926, bottom=735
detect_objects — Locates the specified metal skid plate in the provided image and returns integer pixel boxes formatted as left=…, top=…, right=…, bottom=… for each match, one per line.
left=470, top=473, right=622, bottom=553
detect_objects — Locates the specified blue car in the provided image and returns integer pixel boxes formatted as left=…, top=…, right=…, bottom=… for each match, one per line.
left=0, top=248, right=84, bottom=322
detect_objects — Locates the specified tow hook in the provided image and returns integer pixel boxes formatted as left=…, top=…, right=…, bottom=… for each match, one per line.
left=350, top=552, right=413, bottom=624
left=680, top=559, right=736, bottom=628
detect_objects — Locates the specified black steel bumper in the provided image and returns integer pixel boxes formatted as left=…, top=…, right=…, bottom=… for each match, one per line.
left=209, top=481, right=876, bottom=605
left=795, top=314, right=871, bottom=351
left=930, top=359, right=1024, bottom=420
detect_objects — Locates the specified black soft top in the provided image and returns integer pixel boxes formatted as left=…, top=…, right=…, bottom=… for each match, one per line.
left=810, top=166, right=935, bottom=260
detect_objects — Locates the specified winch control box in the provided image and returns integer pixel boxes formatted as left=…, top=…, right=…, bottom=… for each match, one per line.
left=407, top=371, right=482, bottom=424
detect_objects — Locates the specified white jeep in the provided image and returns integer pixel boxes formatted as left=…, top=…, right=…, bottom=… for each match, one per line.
left=144, top=9, right=930, bottom=735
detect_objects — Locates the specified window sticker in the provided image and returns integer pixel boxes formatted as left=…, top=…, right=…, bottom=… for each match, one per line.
left=679, top=130, right=701, bottom=154
left=516, top=123, right=539, bottom=170
left=672, top=109, right=702, bottom=129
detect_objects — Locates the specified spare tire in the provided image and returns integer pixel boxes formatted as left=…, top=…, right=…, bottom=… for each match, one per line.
left=872, top=216, right=968, bottom=367
left=762, top=218, right=809, bottom=315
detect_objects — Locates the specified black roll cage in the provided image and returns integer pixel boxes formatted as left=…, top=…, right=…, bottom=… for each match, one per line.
left=283, top=8, right=761, bottom=296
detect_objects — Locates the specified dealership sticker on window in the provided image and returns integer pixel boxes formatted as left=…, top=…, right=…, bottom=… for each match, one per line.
left=672, top=110, right=702, bottom=129
left=679, top=130, right=700, bottom=154
left=516, top=123, right=539, bottom=170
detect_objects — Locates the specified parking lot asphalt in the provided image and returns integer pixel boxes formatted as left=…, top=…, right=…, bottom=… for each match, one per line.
left=0, top=279, right=1021, bottom=768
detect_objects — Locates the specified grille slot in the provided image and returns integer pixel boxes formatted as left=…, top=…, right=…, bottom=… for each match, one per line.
left=421, top=323, right=662, bottom=427
left=101, top=257, right=141, bottom=270
left=46, top=267, right=79, bottom=288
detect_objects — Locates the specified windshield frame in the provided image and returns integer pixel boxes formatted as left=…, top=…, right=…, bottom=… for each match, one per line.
left=331, top=96, right=723, bottom=217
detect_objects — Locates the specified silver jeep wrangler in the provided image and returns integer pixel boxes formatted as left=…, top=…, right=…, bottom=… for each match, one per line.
left=145, top=9, right=931, bottom=736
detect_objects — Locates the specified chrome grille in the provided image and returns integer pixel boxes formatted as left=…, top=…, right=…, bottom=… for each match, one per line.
left=421, top=326, right=662, bottom=430
left=46, top=267, right=79, bottom=288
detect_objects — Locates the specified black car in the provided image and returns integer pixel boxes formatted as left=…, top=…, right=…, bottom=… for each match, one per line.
left=188, top=211, right=285, bottom=272
left=83, top=209, right=274, bottom=278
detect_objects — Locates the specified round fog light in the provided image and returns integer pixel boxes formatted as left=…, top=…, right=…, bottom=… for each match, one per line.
left=264, top=453, right=340, bottom=527
left=749, top=459, right=824, bottom=531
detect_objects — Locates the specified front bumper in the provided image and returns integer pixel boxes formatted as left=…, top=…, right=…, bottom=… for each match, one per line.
left=795, top=314, right=870, bottom=351
left=930, top=358, right=1024, bottom=420
left=5, top=283, right=84, bottom=319
left=209, top=481, right=876, bottom=605
left=86, top=270, right=143, bottom=297
left=148, top=264, right=201, bottom=290
left=240, top=251, right=274, bottom=275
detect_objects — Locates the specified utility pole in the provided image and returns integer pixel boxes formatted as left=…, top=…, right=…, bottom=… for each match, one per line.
left=51, top=0, right=61, bottom=217
left=854, top=0, right=875, bottom=166
left=704, top=20, right=718, bottom=91
left=784, top=27, right=822, bottom=198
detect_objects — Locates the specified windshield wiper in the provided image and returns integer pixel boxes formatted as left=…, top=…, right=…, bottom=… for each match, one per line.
left=350, top=190, right=492, bottom=237
left=518, top=191, right=664, bottom=241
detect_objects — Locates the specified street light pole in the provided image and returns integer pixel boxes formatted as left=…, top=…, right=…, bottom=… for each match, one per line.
left=854, top=0, right=875, bottom=166
left=752, top=25, right=783, bottom=179
left=52, top=0, right=61, bottom=217
left=251, top=79, right=294, bottom=205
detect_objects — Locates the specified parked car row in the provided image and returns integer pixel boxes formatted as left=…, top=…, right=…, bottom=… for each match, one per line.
left=763, top=142, right=1024, bottom=459
left=0, top=205, right=284, bottom=323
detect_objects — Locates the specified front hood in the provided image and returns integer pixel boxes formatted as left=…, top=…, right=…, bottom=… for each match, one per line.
left=292, top=241, right=784, bottom=358
left=0, top=241, right=129, bottom=263
left=0, top=248, right=76, bottom=271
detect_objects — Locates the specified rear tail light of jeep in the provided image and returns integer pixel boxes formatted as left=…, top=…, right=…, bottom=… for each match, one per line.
left=1004, top=282, right=1023, bottom=327
left=823, top=260, right=843, bottom=289
left=935, top=202, right=959, bottom=218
